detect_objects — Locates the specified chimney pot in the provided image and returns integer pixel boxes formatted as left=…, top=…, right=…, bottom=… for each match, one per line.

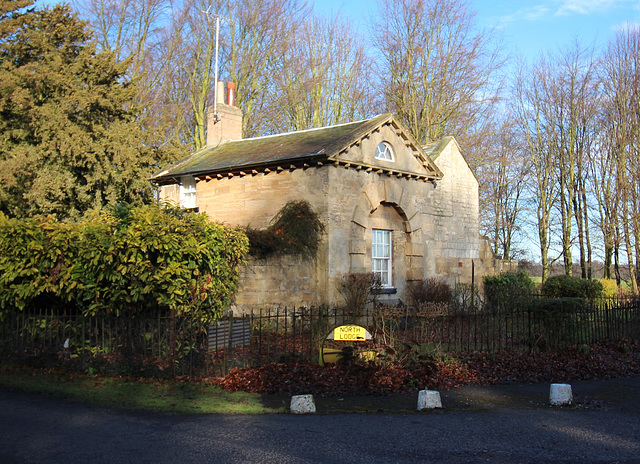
left=216, top=81, right=225, bottom=105
left=207, top=82, right=243, bottom=147
left=227, top=82, right=236, bottom=107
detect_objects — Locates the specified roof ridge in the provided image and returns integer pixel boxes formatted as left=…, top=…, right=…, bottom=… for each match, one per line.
left=236, top=113, right=390, bottom=143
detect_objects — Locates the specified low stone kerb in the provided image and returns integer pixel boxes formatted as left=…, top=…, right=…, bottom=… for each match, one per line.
left=290, top=394, right=316, bottom=414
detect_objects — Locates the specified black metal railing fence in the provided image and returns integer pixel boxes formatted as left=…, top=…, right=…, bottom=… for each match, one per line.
left=1, top=296, right=639, bottom=377
left=243, top=297, right=640, bottom=365
left=0, top=309, right=209, bottom=377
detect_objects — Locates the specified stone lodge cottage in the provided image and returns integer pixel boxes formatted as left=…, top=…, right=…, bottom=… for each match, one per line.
left=152, top=83, right=499, bottom=311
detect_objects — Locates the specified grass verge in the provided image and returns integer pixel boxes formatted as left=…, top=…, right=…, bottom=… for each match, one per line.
left=0, top=364, right=285, bottom=414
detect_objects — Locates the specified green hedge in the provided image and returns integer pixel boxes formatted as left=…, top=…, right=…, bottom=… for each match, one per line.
left=0, top=204, right=248, bottom=324
left=483, top=270, right=534, bottom=312
left=541, top=275, right=603, bottom=300
left=529, top=297, right=588, bottom=314
left=528, top=297, right=588, bottom=350
left=599, top=278, right=617, bottom=299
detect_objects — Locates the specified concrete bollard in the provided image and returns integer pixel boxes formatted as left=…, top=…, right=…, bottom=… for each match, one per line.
left=549, top=383, right=573, bottom=406
left=417, top=390, right=442, bottom=410
left=290, top=394, right=316, bottom=414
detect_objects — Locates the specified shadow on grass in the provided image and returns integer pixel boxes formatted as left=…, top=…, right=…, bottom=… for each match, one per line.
left=0, top=365, right=283, bottom=414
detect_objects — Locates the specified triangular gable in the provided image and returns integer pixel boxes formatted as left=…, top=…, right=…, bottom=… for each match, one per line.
left=423, top=136, right=478, bottom=184
left=328, top=114, right=443, bottom=180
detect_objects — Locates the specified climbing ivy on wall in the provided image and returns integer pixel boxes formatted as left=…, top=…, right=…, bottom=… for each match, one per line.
left=245, top=201, right=325, bottom=260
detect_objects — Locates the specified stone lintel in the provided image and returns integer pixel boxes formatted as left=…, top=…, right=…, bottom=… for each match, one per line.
left=384, top=180, right=404, bottom=206
left=365, top=183, right=385, bottom=212
left=404, top=205, right=419, bottom=224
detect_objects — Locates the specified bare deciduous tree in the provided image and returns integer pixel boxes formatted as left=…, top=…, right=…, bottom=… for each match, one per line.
left=72, top=0, right=182, bottom=157
left=512, top=42, right=598, bottom=282
left=512, top=58, right=559, bottom=282
left=72, top=0, right=169, bottom=78
left=477, top=117, right=528, bottom=261
left=272, top=13, right=373, bottom=132
left=548, top=42, right=597, bottom=278
left=372, top=0, right=504, bottom=151
left=589, top=128, right=619, bottom=280
left=75, top=0, right=309, bottom=149
left=598, top=26, right=640, bottom=294
left=223, top=0, right=309, bottom=137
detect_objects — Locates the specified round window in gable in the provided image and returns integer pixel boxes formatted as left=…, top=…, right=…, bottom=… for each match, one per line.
left=375, top=141, right=395, bottom=161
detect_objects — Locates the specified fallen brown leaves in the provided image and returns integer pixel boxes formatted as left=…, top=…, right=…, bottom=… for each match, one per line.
left=211, top=340, right=640, bottom=396
left=465, top=339, right=640, bottom=384
left=213, top=360, right=437, bottom=395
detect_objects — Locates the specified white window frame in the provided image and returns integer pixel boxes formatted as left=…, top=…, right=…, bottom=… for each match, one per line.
left=372, top=229, right=392, bottom=287
left=180, top=176, right=197, bottom=209
left=375, top=141, right=395, bottom=161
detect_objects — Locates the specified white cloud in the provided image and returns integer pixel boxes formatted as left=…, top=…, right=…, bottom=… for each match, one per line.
left=479, top=0, right=638, bottom=27
left=522, top=5, right=552, bottom=20
left=554, top=0, right=632, bottom=16
left=498, top=5, right=550, bottom=26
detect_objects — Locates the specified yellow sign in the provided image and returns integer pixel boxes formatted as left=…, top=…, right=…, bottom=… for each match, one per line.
left=332, top=325, right=369, bottom=341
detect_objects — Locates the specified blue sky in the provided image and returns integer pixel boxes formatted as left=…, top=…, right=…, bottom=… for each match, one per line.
left=314, top=0, right=640, bottom=62
left=38, top=0, right=638, bottom=61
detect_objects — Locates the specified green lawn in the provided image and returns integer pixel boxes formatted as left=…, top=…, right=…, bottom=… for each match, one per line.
left=0, top=365, right=285, bottom=414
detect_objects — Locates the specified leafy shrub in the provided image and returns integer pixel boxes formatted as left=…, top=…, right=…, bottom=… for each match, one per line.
left=541, top=275, right=603, bottom=300
left=0, top=204, right=248, bottom=324
left=244, top=228, right=281, bottom=258
left=598, top=278, right=618, bottom=299
left=483, top=270, right=534, bottom=312
left=406, top=277, right=452, bottom=305
left=529, top=297, right=588, bottom=314
left=528, top=297, right=588, bottom=350
left=246, top=200, right=325, bottom=259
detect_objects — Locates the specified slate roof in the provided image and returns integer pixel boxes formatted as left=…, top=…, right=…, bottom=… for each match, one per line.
left=422, top=136, right=454, bottom=161
left=152, top=113, right=394, bottom=183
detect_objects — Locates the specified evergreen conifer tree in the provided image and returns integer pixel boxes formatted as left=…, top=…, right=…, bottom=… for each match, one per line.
left=0, top=2, right=166, bottom=219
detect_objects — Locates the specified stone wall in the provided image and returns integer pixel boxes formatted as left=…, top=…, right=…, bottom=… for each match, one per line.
left=196, top=167, right=328, bottom=230
left=428, top=139, right=481, bottom=287
left=234, top=256, right=320, bottom=310
left=194, top=167, right=331, bottom=309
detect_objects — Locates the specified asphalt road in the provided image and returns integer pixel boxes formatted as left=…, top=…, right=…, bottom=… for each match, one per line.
left=1, top=378, right=639, bottom=464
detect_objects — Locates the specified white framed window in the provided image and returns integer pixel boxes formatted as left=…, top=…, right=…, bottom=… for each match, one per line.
left=180, top=176, right=197, bottom=209
left=375, top=141, right=394, bottom=161
left=372, top=229, right=392, bottom=287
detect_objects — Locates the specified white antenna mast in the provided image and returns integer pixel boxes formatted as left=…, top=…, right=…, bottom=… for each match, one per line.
left=213, top=14, right=221, bottom=122
left=201, top=7, right=229, bottom=123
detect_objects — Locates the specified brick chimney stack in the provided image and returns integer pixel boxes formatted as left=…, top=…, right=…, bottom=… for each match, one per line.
left=206, top=81, right=243, bottom=147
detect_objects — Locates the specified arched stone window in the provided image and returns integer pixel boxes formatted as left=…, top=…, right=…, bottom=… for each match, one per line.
left=375, top=141, right=395, bottom=161
left=349, top=181, right=425, bottom=298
